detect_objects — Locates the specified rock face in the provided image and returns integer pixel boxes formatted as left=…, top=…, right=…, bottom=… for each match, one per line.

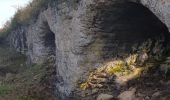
left=7, top=26, right=27, bottom=54
left=6, top=0, right=170, bottom=99
left=140, top=0, right=170, bottom=32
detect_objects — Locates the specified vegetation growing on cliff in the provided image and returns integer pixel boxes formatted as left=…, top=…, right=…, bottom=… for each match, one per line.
left=0, top=46, right=56, bottom=100
left=0, top=0, right=55, bottom=37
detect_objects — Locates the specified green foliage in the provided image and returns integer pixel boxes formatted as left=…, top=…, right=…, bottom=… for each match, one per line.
left=0, top=84, right=12, bottom=96
left=0, top=47, right=27, bottom=73
left=0, top=46, right=49, bottom=99
left=14, top=0, right=48, bottom=25
left=18, top=64, right=46, bottom=85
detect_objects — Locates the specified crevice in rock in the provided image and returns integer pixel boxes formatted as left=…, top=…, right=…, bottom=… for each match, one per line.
left=41, top=21, right=56, bottom=57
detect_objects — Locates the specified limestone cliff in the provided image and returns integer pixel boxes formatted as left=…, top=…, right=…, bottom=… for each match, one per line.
left=6, top=0, right=170, bottom=99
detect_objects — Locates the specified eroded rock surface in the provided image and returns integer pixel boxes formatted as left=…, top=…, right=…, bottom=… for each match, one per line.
left=6, top=0, right=170, bottom=99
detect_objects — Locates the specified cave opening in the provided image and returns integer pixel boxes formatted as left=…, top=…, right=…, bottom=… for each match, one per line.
left=41, top=21, right=56, bottom=57
left=95, top=2, right=170, bottom=59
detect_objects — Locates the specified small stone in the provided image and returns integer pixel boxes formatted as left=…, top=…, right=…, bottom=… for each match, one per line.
left=92, top=88, right=98, bottom=94
left=166, top=81, right=170, bottom=85
left=160, top=80, right=166, bottom=85
left=160, top=63, right=170, bottom=75
left=138, top=52, right=148, bottom=64
left=118, top=88, right=138, bottom=100
left=165, top=59, right=170, bottom=63
left=97, top=93, right=113, bottom=100
left=145, top=96, right=150, bottom=99
left=5, top=73, right=13, bottom=80
left=20, top=64, right=24, bottom=66
left=152, top=91, right=161, bottom=97
left=137, top=92, right=144, bottom=97
left=166, top=57, right=170, bottom=60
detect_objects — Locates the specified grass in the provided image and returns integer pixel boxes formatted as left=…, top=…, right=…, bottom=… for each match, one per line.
left=0, top=47, right=27, bottom=73
left=13, top=96, right=38, bottom=100
left=15, top=64, right=46, bottom=85
left=0, top=46, right=55, bottom=100
left=0, top=84, right=13, bottom=96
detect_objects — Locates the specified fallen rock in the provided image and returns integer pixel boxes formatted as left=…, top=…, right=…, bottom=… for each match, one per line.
left=160, top=63, right=170, bottom=75
left=152, top=91, right=161, bottom=97
left=115, top=68, right=142, bottom=85
left=97, top=93, right=113, bottom=100
left=118, top=88, right=138, bottom=100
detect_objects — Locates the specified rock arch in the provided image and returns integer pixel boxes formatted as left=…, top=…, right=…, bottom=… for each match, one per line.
left=7, top=0, right=170, bottom=98
left=91, top=1, right=170, bottom=59
left=26, top=13, right=56, bottom=64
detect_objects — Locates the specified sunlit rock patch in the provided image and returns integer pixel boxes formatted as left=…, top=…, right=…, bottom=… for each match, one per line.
left=79, top=54, right=145, bottom=90
left=79, top=37, right=169, bottom=91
